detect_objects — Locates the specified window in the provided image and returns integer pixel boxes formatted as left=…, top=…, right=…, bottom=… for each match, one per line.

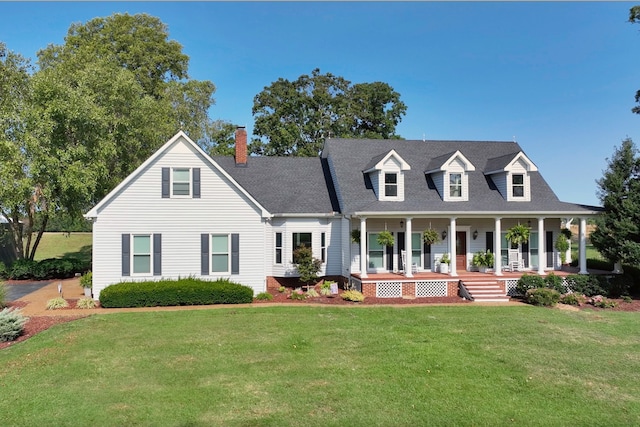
left=321, top=232, right=326, bottom=263
left=132, top=235, right=151, bottom=274
left=292, top=232, right=312, bottom=263
left=449, top=173, right=462, bottom=198
left=529, top=232, right=539, bottom=269
left=385, top=173, right=398, bottom=197
left=275, top=232, right=282, bottom=264
left=211, top=234, right=230, bottom=273
left=411, top=233, right=422, bottom=268
left=512, top=174, right=524, bottom=197
left=173, top=168, right=191, bottom=196
left=368, top=233, right=384, bottom=269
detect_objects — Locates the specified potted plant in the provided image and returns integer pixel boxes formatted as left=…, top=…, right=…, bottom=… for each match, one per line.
left=471, top=250, right=495, bottom=273
left=377, top=230, right=395, bottom=247
left=505, top=223, right=530, bottom=247
left=439, top=253, right=450, bottom=274
left=554, top=234, right=570, bottom=266
left=79, top=271, right=92, bottom=298
left=422, top=228, right=440, bottom=245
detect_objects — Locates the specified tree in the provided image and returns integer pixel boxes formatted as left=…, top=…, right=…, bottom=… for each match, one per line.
left=630, top=6, right=640, bottom=113
left=252, top=68, right=407, bottom=156
left=198, top=120, right=238, bottom=157
left=590, top=138, right=640, bottom=266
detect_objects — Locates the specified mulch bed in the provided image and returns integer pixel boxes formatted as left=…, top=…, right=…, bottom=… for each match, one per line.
left=2, top=293, right=639, bottom=351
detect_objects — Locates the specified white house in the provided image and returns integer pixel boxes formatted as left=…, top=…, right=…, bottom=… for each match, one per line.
left=85, top=129, right=600, bottom=300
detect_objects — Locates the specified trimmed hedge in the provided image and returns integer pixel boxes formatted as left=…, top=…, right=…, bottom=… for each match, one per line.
left=99, top=277, right=254, bottom=308
left=2, top=257, right=89, bottom=281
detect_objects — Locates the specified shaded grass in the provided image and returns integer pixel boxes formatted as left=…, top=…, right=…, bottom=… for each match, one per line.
left=32, top=232, right=92, bottom=263
left=1, top=306, right=640, bottom=426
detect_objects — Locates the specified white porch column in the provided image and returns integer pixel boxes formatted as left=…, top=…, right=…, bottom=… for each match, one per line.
left=537, top=217, right=546, bottom=276
left=449, top=217, right=457, bottom=276
left=405, top=217, right=413, bottom=278
left=579, top=217, right=588, bottom=274
left=494, top=218, right=502, bottom=275
left=360, top=217, right=368, bottom=278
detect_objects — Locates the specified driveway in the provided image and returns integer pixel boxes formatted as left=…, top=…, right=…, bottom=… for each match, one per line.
left=4, top=281, right=54, bottom=301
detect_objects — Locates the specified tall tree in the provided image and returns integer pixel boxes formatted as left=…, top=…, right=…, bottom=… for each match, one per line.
left=630, top=6, right=640, bottom=113
left=590, top=138, right=640, bottom=266
left=198, top=120, right=238, bottom=157
left=252, top=68, right=406, bottom=156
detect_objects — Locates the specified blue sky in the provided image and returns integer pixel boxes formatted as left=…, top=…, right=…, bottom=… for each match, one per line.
left=2, top=1, right=639, bottom=207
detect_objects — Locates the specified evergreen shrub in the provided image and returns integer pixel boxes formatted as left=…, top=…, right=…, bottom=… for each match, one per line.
left=565, top=274, right=606, bottom=297
left=99, top=277, right=254, bottom=308
left=525, top=288, right=560, bottom=307
left=0, top=308, right=27, bottom=342
left=515, top=274, right=545, bottom=296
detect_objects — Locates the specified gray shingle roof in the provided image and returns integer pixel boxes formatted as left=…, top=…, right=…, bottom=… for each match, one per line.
left=321, top=138, right=600, bottom=214
left=212, top=156, right=339, bottom=214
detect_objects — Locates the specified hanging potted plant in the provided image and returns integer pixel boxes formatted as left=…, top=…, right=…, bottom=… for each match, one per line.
left=377, top=230, right=395, bottom=247
left=422, top=228, right=440, bottom=245
left=505, top=223, right=530, bottom=246
left=554, top=234, right=570, bottom=266
left=351, top=229, right=361, bottom=244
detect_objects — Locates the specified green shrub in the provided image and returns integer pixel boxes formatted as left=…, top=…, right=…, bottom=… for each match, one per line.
left=589, top=295, right=618, bottom=309
left=289, top=288, right=307, bottom=300
left=0, top=262, right=7, bottom=279
left=525, top=288, right=560, bottom=307
left=9, top=259, right=39, bottom=280
left=605, top=274, right=632, bottom=298
left=278, top=285, right=286, bottom=293
left=560, top=293, right=586, bottom=306
left=0, top=308, right=28, bottom=342
left=99, top=278, right=254, bottom=308
left=565, top=274, right=606, bottom=297
left=80, top=271, right=93, bottom=288
left=37, top=258, right=75, bottom=279
left=306, top=288, right=320, bottom=298
left=320, top=287, right=332, bottom=296
left=0, top=282, right=6, bottom=309
left=544, top=273, right=566, bottom=293
left=515, top=274, right=545, bottom=296
left=320, top=280, right=333, bottom=290
left=621, top=264, right=640, bottom=296
left=76, top=297, right=96, bottom=309
left=46, top=297, right=69, bottom=310
left=341, top=290, right=365, bottom=302
left=293, top=245, right=322, bottom=285
left=255, top=292, right=273, bottom=301
left=622, top=295, right=633, bottom=303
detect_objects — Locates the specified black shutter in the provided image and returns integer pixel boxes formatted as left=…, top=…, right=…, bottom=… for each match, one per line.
left=486, top=231, right=494, bottom=253
left=231, top=234, right=240, bottom=274
left=162, top=167, right=170, bottom=198
left=522, top=241, right=529, bottom=268
left=192, top=168, right=201, bottom=198
left=546, top=231, right=554, bottom=268
left=122, top=234, right=130, bottom=276
left=397, top=232, right=405, bottom=271
left=201, top=234, right=209, bottom=275
left=153, top=234, right=162, bottom=276
left=386, top=232, right=394, bottom=271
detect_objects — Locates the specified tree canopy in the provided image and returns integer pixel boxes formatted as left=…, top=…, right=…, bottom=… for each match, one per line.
left=629, top=6, right=640, bottom=114
left=251, top=68, right=407, bottom=156
left=590, top=138, right=640, bottom=266
left=0, top=13, right=220, bottom=260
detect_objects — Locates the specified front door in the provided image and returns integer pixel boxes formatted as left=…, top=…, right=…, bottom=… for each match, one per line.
left=456, top=231, right=467, bottom=271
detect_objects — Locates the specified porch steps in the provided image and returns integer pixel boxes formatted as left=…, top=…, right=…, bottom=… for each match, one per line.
left=461, top=279, right=511, bottom=303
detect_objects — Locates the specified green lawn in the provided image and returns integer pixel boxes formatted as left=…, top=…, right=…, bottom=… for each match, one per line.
left=1, top=306, right=639, bottom=426
left=32, top=232, right=92, bottom=262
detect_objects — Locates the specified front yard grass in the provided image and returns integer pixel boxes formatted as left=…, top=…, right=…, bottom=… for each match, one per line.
left=1, top=305, right=639, bottom=426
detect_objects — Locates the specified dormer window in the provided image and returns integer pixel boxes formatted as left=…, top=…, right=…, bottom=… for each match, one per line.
left=363, top=149, right=410, bottom=202
left=449, top=173, right=462, bottom=198
left=512, top=174, right=524, bottom=197
left=385, top=173, right=398, bottom=197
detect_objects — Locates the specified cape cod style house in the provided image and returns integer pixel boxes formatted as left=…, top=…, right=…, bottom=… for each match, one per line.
left=85, top=129, right=600, bottom=301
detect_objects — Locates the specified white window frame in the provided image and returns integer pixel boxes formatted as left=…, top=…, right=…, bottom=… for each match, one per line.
left=411, top=232, right=422, bottom=269
left=211, top=234, right=230, bottom=274
left=132, top=234, right=152, bottom=275
left=172, top=167, right=191, bottom=197
left=384, top=172, right=398, bottom=197
left=275, top=232, right=283, bottom=265
left=512, top=173, right=525, bottom=198
left=321, top=232, right=326, bottom=263
left=368, top=232, right=386, bottom=272
left=449, top=172, right=463, bottom=199
left=292, top=232, right=313, bottom=263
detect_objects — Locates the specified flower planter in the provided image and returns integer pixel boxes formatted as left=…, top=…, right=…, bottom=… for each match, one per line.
left=440, top=263, right=449, bottom=274
left=83, top=287, right=92, bottom=298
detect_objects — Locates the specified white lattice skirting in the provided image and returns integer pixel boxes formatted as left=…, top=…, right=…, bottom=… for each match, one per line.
left=416, top=281, right=448, bottom=297
left=376, top=281, right=403, bottom=298
left=504, top=279, right=520, bottom=296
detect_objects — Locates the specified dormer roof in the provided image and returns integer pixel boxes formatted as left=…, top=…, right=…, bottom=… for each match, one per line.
left=362, top=149, right=411, bottom=173
left=485, top=151, right=538, bottom=175
left=424, top=150, right=476, bottom=174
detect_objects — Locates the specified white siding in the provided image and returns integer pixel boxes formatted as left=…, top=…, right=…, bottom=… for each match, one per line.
left=431, top=172, right=444, bottom=199
left=91, top=138, right=267, bottom=299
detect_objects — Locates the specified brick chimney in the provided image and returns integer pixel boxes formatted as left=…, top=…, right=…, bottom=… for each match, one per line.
left=235, top=126, right=247, bottom=166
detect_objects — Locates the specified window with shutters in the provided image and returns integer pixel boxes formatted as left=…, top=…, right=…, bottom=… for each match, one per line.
left=132, top=235, right=151, bottom=274
left=173, top=168, right=191, bottom=196
left=211, top=234, right=230, bottom=273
